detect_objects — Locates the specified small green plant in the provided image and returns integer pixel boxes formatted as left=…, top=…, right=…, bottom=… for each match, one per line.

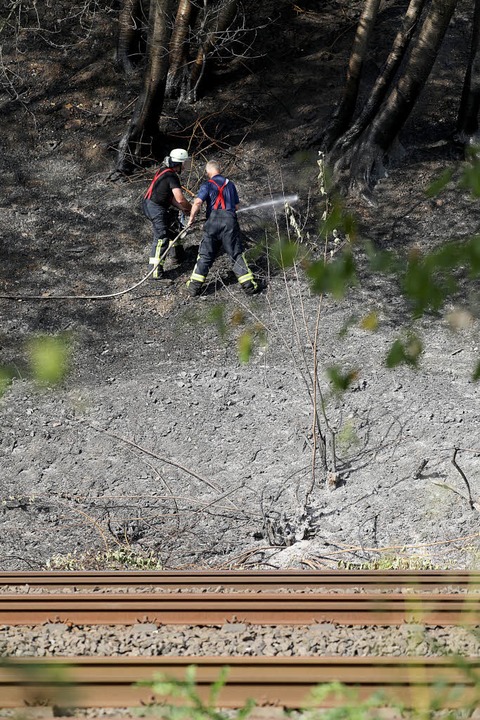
left=140, top=665, right=255, bottom=720
left=45, top=546, right=162, bottom=571
left=303, top=682, right=395, bottom=719
left=339, top=555, right=440, bottom=571
left=208, top=304, right=267, bottom=364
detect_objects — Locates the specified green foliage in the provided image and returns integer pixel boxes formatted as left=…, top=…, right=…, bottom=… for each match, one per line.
left=27, top=334, right=70, bottom=386
left=142, top=671, right=480, bottom=720
left=45, top=546, right=162, bottom=571
left=402, top=247, right=456, bottom=317
left=307, top=250, right=357, bottom=298
left=319, top=197, right=357, bottom=241
left=460, top=147, right=480, bottom=196
left=364, top=241, right=399, bottom=274
left=359, top=311, right=379, bottom=332
left=0, top=366, right=15, bottom=398
left=0, top=333, right=71, bottom=398
left=0, top=658, right=77, bottom=708
left=335, top=420, right=361, bottom=453
left=385, top=332, right=423, bottom=369
left=339, top=555, right=439, bottom=570
left=238, top=330, right=254, bottom=364
left=142, top=665, right=255, bottom=720
left=304, top=683, right=392, bottom=720
left=207, top=302, right=267, bottom=364
left=425, top=168, right=453, bottom=198
left=327, top=365, right=359, bottom=392
left=208, top=304, right=227, bottom=340
left=271, top=239, right=306, bottom=269
left=473, top=361, right=480, bottom=382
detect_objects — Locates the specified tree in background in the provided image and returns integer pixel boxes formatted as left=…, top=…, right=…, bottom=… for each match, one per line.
left=114, top=0, right=259, bottom=173
left=321, top=0, right=480, bottom=199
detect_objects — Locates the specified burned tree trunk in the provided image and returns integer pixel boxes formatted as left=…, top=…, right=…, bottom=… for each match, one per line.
left=115, top=0, right=175, bottom=173
left=116, top=0, right=142, bottom=75
left=456, top=0, right=480, bottom=141
left=321, top=0, right=381, bottom=152
left=187, top=0, right=238, bottom=102
left=165, top=0, right=195, bottom=98
left=327, top=0, right=458, bottom=199
left=329, top=0, right=427, bottom=160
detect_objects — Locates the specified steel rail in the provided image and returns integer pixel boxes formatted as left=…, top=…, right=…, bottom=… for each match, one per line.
left=2, top=570, right=480, bottom=590
left=1, top=592, right=480, bottom=625
left=1, top=656, right=480, bottom=709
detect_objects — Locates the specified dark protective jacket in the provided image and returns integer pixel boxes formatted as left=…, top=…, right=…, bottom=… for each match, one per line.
left=144, top=167, right=182, bottom=207
left=196, top=174, right=239, bottom=218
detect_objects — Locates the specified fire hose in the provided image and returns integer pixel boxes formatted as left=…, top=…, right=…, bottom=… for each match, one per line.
left=0, top=223, right=196, bottom=302
left=0, top=195, right=298, bottom=302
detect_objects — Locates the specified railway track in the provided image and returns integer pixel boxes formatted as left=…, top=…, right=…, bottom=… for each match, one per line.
left=2, top=591, right=480, bottom=625
left=2, top=569, right=480, bottom=590
left=1, top=570, right=480, bottom=625
left=1, top=657, right=480, bottom=709
left=2, top=571, right=480, bottom=713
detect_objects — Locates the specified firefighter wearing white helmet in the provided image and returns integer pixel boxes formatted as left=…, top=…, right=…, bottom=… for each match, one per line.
left=143, top=149, right=192, bottom=278
left=169, top=148, right=190, bottom=165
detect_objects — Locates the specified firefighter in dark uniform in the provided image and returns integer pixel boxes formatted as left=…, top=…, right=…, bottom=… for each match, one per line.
left=143, top=148, right=192, bottom=278
left=186, top=160, right=258, bottom=296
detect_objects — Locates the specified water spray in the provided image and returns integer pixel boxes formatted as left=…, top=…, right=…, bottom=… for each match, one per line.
left=237, top=194, right=299, bottom=214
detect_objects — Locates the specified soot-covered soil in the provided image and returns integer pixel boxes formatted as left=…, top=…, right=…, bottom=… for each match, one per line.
left=1, top=1, right=480, bottom=571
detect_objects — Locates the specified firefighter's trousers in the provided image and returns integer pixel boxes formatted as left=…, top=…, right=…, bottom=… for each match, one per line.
left=190, top=210, right=254, bottom=287
left=142, top=199, right=177, bottom=262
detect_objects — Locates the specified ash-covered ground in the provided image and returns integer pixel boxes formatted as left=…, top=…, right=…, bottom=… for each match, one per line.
left=1, top=1, right=480, bottom=571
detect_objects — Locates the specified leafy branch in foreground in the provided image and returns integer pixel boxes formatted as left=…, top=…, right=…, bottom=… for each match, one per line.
left=140, top=665, right=480, bottom=719
left=140, top=665, right=255, bottom=720
left=304, top=150, right=480, bottom=379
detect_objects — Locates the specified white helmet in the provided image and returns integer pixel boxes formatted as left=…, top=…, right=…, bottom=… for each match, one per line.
left=169, top=148, right=189, bottom=165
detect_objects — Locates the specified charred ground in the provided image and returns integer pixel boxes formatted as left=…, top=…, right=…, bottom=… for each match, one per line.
left=1, top=1, right=480, bottom=571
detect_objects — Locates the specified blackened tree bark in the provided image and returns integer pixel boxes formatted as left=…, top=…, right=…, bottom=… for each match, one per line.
left=164, top=0, right=239, bottom=102
left=114, top=0, right=243, bottom=172
left=165, top=0, right=195, bottom=97
left=187, top=0, right=238, bottom=102
left=115, top=0, right=176, bottom=174
left=116, top=0, right=142, bottom=75
left=325, top=0, right=459, bottom=199
left=321, top=0, right=382, bottom=152
left=456, top=0, right=480, bottom=140
left=328, top=0, right=427, bottom=159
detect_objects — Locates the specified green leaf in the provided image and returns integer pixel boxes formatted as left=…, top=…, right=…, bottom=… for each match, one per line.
left=364, top=241, right=398, bottom=274
left=360, top=311, right=378, bottom=331
left=425, top=168, right=453, bottom=197
left=27, top=335, right=70, bottom=386
left=460, top=159, right=480, bottom=196
left=385, top=334, right=423, bottom=368
left=307, top=250, right=356, bottom=298
left=338, top=315, right=358, bottom=338
left=208, top=304, right=227, bottom=339
left=209, top=666, right=229, bottom=704
left=465, top=235, right=480, bottom=277
left=327, top=365, right=359, bottom=392
left=320, top=201, right=345, bottom=237
left=238, top=331, right=253, bottom=364
left=270, top=239, right=301, bottom=269
left=402, top=253, right=451, bottom=316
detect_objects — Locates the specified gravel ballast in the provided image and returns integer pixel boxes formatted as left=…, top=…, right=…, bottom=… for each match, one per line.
left=2, top=622, right=480, bottom=658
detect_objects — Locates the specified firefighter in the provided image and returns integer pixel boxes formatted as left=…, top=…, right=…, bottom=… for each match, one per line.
left=143, top=148, right=192, bottom=278
left=186, top=160, right=258, bottom=297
